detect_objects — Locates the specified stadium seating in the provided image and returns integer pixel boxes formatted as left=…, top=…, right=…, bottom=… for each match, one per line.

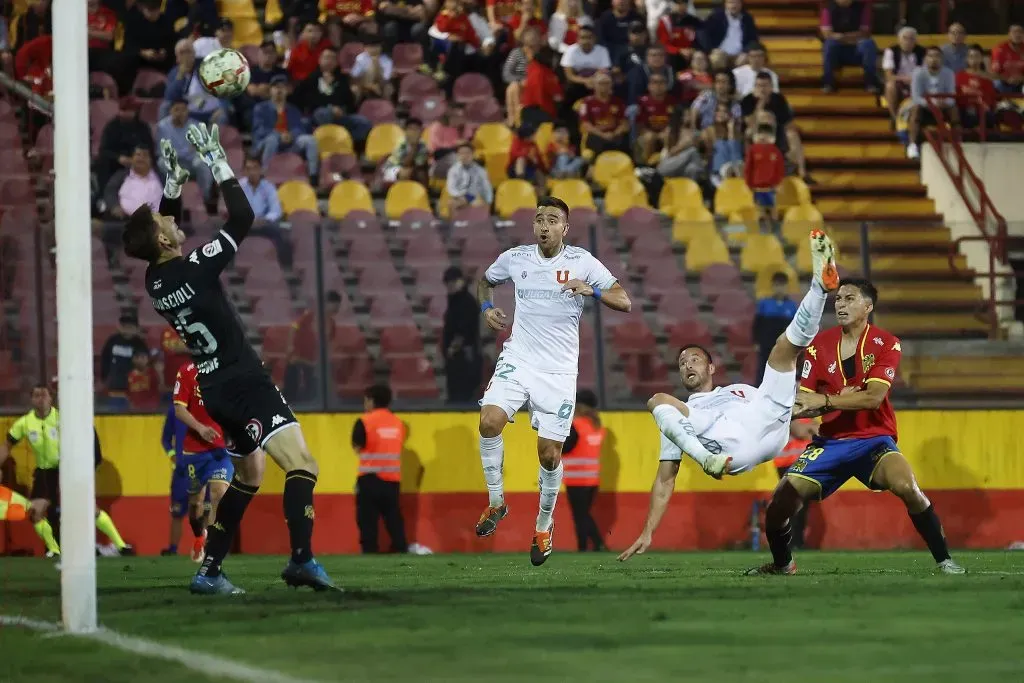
left=495, top=179, right=537, bottom=218
left=328, top=180, right=374, bottom=218
left=384, top=181, right=431, bottom=220
left=359, top=98, right=398, bottom=124
left=549, top=179, right=595, bottom=210
left=265, top=152, right=309, bottom=185
left=781, top=204, right=825, bottom=245
left=391, top=43, right=424, bottom=77
left=591, top=151, right=633, bottom=190
left=713, top=177, right=755, bottom=216
left=453, top=73, right=494, bottom=103
left=277, top=180, right=318, bottom=215
left=313, top=124, right=354, bottom=158
left=739, top=234, right=786, bottom=274
left=473, top=123, right=513, bottom=155
left=365, top=124, right=404, bottom=163
left=776, top=176, right=812, bottom=211
left=659, top=178, right=703, bottom=215
left=604, top=176, right=649, bottom=217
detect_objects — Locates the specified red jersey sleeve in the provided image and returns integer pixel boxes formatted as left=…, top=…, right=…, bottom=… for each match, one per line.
left=866, top=336, right=901, bottom=388
left=799, top=338, right=824, bottom=392
left=173, top=365, right=195, bottom=406
left=770, top=148, right=785, bottom=187
left=656, top=17, right=675, bottom=54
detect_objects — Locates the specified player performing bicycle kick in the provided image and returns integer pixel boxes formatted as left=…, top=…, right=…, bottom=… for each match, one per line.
left=475, top=196, right=632, bottom=565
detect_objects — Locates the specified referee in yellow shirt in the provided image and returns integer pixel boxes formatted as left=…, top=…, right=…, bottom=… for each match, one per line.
left=0, top=384, right=134, bottom=558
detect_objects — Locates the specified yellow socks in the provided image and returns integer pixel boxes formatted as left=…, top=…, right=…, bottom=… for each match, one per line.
left=33, top=519, right=61, bottom=555
left=95, top=510, right=126, bottom=549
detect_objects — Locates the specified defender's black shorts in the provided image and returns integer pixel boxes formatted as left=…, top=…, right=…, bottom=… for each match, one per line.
left=201, top=372, right=298, bottom=457
left=31, top=467, right=60, bottom=502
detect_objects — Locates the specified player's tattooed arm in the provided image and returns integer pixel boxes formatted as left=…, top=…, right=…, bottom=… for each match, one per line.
left=618, top=460, right=680, bottom=561
left=478, top=278, right=508, bottom=331
left=793, top=383, right=888, bottom=417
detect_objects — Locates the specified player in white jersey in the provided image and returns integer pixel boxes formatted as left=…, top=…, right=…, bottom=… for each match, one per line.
left=618, top=229, right=839, bottom=561
left=475, top=196, right=632, bottom=565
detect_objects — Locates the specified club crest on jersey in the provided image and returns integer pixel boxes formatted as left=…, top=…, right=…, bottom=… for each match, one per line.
left=885, top=367, right=895, bottom=380
left=807, top=346, right=817, bottom=359
left=521, top=271, right=527, bottom=279
left=555, top=270, right=570, bottom=283
left=862, top=353, right=875, bottom=374
left=245, top=419, right=263, bottom=445
left=202, top=240, right=223, bottom=258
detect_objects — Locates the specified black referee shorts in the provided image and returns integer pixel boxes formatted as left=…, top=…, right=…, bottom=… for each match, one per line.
left=30, top=467, right=60, bottom=503
left=202, top=372, right=298, bottom=457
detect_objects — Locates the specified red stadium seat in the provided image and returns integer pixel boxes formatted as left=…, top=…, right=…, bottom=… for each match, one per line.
left=90, top=71, right=118, bottom=99
left=180, top=183, right=207, bottom=220
left=334, top=355, right=375, bottom=398
left=131, top=70, right=167, bottom=97
left=0, top=100, right=14, bottom=120
left=89, top=99, right=119, bottom=131
left=451, top=204, right=490, bottom=223
left=346, top=232, right=392, bottom=263
left=329, top=319, right=368, bottom=357
left=137, top=98, right=162, bottom=124
left=621, top=354, right=673, bottom=397
left=264, top=152, right=309, bottom=185
left=218, top=124, right=242, bottom=150
left=713, top=294, right=755, bottom=326
left=0, top=149, right=29, bottom=179
left=699, top=263, right=743, bottom=303
left=403, top=230, right=447, bottom=263
left=338, top=209, right=383, bottom=235
left=378, top=324, right=424, bottom=356
left=0, top=179, right=34, bottom=208
left=367, top=297, right=415, bottom=328
left=398, top=72, right=441, bottom=104
left=394, top=207, right=436, bottom=233
left=616, top=206, right=662, bottom=238
left=0, top=121, right=20, bottom=144
left=338, top=42, right=364, bottom=74
left=391, top=42, right=424, bottom=77
left=387, top=355, right=439, bottom=398
left=665, top=319, right=713, bottom=350
left=358, top=98, right=397, bottom=124
left=628, top=232, right=674, bottom=266
left=655, top=291, right=700, bottom=324
left=453, top=73, right=494, bottom=103
left=358, top=264, right=404, bottom=296
left=409, top=96, right=447, bottom=124
left=465, top=97, right=503, bottom=125
left=319, top=153, right=362, bottom=191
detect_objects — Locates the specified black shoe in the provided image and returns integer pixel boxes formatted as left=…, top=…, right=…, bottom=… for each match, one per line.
left=160, top=547, right=177, bottom=556
left=118, top=544, right=137, bottom=557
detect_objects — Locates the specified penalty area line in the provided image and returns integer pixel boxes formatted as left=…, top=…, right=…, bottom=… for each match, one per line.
left=0, top=615, right=324, bottom=683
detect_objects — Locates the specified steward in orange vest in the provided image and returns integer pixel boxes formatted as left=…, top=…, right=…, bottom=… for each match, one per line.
left=351, top=384, right=409, bottom=554
left=773, top=417, right=819, bottom=549
left=561, top=389, right=606, bottom=552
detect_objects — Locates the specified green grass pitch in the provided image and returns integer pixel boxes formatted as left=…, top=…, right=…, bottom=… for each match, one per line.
left=1, top=551, right=1023, bottom=683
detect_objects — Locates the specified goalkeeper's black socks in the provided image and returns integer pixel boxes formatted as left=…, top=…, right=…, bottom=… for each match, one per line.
left=767, top=519, right=794, bottom=568
left=909, top=504, right=951, bottom=563
left=283, top=470, right=318, bottom=564
left=198, top=479, right=258, bottom=578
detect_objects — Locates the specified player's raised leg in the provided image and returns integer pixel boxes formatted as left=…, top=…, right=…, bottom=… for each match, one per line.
left=871, top=453, right=965, bottom=574
left=476, top=405, right=512, bottom=536
left=261, top=425, right=336, bottom=590
left=531, top=436, right=564, bottom=566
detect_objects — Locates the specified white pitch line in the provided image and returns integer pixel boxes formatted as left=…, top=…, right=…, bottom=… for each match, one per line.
left=0, top=615, right=324, bottom=683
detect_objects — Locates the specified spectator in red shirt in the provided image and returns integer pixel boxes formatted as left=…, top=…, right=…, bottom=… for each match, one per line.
left=634, top=71, right=674, bottom=164
left=507, top=124, right=547, bottom=194
left=485, top=0, right=517, bottom=43
left=324, top=0, right=376, bottom=45
left=15, top=34, right=52, bottom=100
left=520, top=46, right=563, bottom=129
left=579, top=71, right=630, bottom=157
left=284, top=291, right=342, bottom=402
left=87, top=0, right=118, bottom=77
left=126, top=350, right=162, bottom=412
left=507, top=0, right=547, bottom=50
left=956, top=44, right=997, bottom=130
left=288, top=21, right=331, bottom=82
left=991, top=24, right=1024, bottom=94
left=745, top=123, right=785, bottom=226
left=677, top=50, right=712, bottom=105
left=657, top=0, right=702, bottom=70
left=428, top=0, right=495, bottom=83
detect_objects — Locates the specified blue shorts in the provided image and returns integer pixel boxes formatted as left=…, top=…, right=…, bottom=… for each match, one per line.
left=169, top=450, right=234, bottom=518
left=785, top=435, right=900, bottom=500
left=754, top=190, right=776, bottom=208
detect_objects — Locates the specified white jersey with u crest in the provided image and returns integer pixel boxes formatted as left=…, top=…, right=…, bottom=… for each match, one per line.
left=484, top=244, right=617, bottom=374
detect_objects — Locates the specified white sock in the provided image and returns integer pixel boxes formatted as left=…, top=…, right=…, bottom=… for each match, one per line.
left=651, top=404, right=715, bottom=467
left=479, top=434, right=505, bottom=507
left=785, top=281, right=828, bottom=347
left=536, top=462, right=563, bottom=532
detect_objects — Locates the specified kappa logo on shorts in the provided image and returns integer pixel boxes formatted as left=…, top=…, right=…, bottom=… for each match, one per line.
left=271, top=414, right=286, bottom=427
left=202, top=240, right=223, bottom=258
left=245, top=419, right=263, bottom=445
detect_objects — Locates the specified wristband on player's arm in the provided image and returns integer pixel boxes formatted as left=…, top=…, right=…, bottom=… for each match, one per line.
left=481, top=301, right=494, bottom=313
left=592, top=287, right=603, bottom=300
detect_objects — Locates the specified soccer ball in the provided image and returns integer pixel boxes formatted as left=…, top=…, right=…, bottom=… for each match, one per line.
left=198, top=48, right=251, bottom=98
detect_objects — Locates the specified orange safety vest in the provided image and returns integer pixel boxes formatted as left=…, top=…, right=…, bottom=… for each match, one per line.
left=562, top=416, right=605, bottom=487
left=358, top=409, right=405, bottom=483
left=774, top=417, right=813, bottom=468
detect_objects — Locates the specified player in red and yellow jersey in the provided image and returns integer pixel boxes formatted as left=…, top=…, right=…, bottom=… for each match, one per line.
left=161, top=329, right=190, bottom=393
left=750, top=278, right=965, bottom=576
left=171, top=362, right=234, bottom=561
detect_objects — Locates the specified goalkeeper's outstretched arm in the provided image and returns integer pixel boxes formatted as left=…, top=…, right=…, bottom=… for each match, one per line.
left=187, top=123, right=255, bottom=247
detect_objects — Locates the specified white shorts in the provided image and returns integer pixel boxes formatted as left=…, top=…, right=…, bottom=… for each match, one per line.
left=480, top=354, right=577, bottom=442
left=686, top=365, right=796, bottom=474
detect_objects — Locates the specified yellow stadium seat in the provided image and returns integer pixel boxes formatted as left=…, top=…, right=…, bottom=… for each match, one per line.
left=314, top=124, right=354, bottom=158
left=232, top=17, right=263, bottom=47
left=795, top=236, right=813, bottom=274
left=277, top=180, right=318, bottom=215
left=327, top=180, right=373, bottom=219
left=724, top=206, right=760, bottom=245
left=549, top=179, right=595, bottom=210
left=591, top=151, right=634, bottom=190
left=776, top=176, right=811, bottom=211
left=684, top=231, right=730, bottom=273
left=473, top=123, right=513, bottom=155
left=484, top=152, right=510, bottom=187
left=496, top=179, right=537, bottom=219
left=264, top=0, right=284, bottom=25
left=604, top=176, right=648, bottom=217
left=660, top=178, right=703, bottom=215
left=385, top=180, right=431, bottom=219
left=534, top=122, right=554, bottom=155
left=754, top=262, right=799, bottom=299
left=714, top=177, right=755, bottom=216
left=671, top=206, right=716, bottom=246
left=219, top=0, right=256, bottom=19
left=739, top=233, right=786, bottom=274
left=365, top=123, right=404, bottom=163
left=782, top=204, right=824, bottom=245
left=438, top=186, right=452, bottom=219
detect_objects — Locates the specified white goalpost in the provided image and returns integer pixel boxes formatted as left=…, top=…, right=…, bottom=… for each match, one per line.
left=53, top=0, right=97, bottom=632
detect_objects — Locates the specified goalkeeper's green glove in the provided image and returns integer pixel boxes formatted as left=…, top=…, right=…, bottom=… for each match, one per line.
left=159, top=138, right=190, bottom=199
left=186, top=122, right=234, bottom=184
